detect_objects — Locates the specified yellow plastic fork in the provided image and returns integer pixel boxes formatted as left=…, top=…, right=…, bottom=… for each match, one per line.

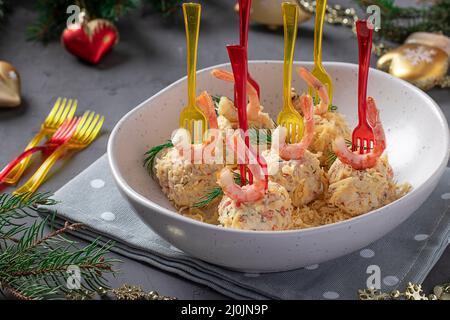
left=14, top=111, right=104, bottom=195
left=3, top=97, right=77, bottom=185
left=309, top=0, right=333, bottom=105
left=179, top=3, right=207, bottom=144
left=277, top=2, right=303, bottom=143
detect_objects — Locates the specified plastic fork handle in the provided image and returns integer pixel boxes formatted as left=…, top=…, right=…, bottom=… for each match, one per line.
left=313, top=0, right=326, bottom=68
left=239, top=0, right=260, bottom=99
left=282, top=3, right=299, bottom=112
left=183, top=3, right=201, bottom=109
left=13, top=145, right=67, bottom=195
left=356, top=20, right=373, bottom=129
left=2, top=131, right=47, bottom=185
left=0, top=145, right=54, bottom=183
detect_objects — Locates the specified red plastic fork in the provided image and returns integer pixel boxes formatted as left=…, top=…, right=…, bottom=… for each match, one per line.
left=227, top=44, right=252, bottom=186
left=239, top=0, right=260, bottom=99
left=0, top=117, right=80, bottom=183
left=352, top=20, right=374, bottom=154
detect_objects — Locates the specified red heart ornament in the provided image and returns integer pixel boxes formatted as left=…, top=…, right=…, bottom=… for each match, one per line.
left=61, top=19, right=119, bottom=64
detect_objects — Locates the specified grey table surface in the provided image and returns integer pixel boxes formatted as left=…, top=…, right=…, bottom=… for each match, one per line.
left=0, top=0, right=448, bottom=299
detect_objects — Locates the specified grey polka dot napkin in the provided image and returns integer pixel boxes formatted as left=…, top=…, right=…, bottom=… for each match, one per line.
left=39, top=154, right=450, bottom=300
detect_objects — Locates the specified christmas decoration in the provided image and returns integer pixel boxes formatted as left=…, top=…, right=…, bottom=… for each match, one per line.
left=297, top=0, right=450, bottom=43
left=27, top=0, right=181, bottom=43
left=377, top=32, right=450, bottom=90
left=61, top=15, right=119, bottom=64
left=358, top=282, right=450, bottom=300
left=354, top=0, right=450, bottom=44
left=0, top=60, right=21, bottom=108
left=235, top=0, right=312, bottom=30
left=297, top=0, right=450, bottom=90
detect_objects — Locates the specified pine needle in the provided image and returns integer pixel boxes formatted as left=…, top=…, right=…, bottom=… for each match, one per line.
left=144, top=140, right=173, bottom=178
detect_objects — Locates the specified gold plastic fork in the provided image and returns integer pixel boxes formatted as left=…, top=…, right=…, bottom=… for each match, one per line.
left=179, top=3, right=207, bottom=144
left=277, top=2, right=303, bottom=143
left=13, top=111, right=104, bottom=195
left=309, top=0, right=333, bottom=104
left=3, top=97, right=77, bottom=185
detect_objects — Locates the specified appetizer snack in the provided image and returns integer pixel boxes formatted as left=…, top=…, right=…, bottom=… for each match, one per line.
left=146, top=72, right=410, bottom=231
left=263, top=93, right=324, bottom=207
left=154, top=92, right=224, bottom=210
left=217, top=135, right=292, bottom=231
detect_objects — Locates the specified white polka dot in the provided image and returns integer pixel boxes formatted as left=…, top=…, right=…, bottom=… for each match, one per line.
left=323, top=291, right=340, bottom=299
left=441, top=193, right=450, bottom=199
left=100, top=211, right=116, bottom=221
left=244, top=273, right=260, bottom=278
left=90, top=179, right=105, bottom=189
left=359, top=248, right=375, bottom=258
left=305, top=264, right=319, bottom=270
left=414, top=234, right=429, bottom=241
left=383, top=276, right=399, bottom=286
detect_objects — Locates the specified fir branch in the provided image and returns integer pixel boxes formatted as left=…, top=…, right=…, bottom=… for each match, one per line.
left=28, top=0, right=140, bottom=42
left=144, top=140, right=173, bottom=177
left=144, top=0, right=182, bottom=16
left=356, top=0, right=450, bottom=42
left=0, top=192, right=119, bottom=300
left=0, top=0, right=10, bottom=27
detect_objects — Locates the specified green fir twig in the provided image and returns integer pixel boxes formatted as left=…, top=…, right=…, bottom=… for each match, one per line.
left=0, top=193, right=119, bottom=300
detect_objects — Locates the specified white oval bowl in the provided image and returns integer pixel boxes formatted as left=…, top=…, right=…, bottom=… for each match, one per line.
left=108, top=61, right=449, bottom=272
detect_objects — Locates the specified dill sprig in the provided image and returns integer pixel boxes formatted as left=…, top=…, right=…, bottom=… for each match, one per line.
left=326, top=138, right=352, bottom=166
left=193, top=172, right=243, bottom=208
left=192, top=187, right=223, bottom=208
left=212, top=95, right=221, bottom=116
left=248, top=128, right=272, bottom=145
left=144, top=140, right=173, bottom=177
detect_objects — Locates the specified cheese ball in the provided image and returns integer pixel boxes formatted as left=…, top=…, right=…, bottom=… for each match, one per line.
left=327, top=156, right=402, bottom=216
left=262, top=149, right=324, bottom=207
left=311, top=112, right=351, bottom=167
left=155, top=147, right=222, bottom=209
left=218, top=181, right=293, bottom=231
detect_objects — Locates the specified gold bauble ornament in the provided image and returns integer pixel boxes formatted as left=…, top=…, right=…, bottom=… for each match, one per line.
left=377, top=32, right=450, bottom=90
left=0, top=60, right=21, bottom=108
left=235, top=1, right=312, bottom=30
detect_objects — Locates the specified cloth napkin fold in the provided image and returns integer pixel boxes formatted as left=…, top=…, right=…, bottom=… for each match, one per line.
left=39, top=154, right=450, bottom=299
